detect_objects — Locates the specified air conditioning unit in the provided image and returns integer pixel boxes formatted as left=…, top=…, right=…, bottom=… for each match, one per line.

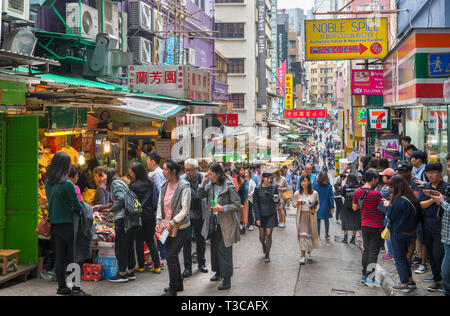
left=153, top=37, right=163, bottom=65
left=66, top=2, right=99, bottom=40
left=129, top=0, right=153, bottom=33
left=152, top=9, right=164, bottom=35
left=185, top=48, right=196, bottom=66
left=2, top=0, right=30, bottom=21
left=130, top=37, right=152, bottom=65
left=118, top=11, right=128, bottom=52
left=97, top=0, right=119, bottom=39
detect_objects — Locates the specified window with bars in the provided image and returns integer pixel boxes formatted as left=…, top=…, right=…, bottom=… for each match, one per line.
left=228, top=58, right=245, bottom=73
left=215, top=23, right=245, bottom=38
left=231, top=93, right=245, bottom=109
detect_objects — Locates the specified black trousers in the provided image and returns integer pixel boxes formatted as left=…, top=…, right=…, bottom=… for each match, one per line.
left=423, top=228, right=444, bottom=282
left=248, top=202, right=255, bottom=226
left=335, top=197, right=344, bottom=221
left=135, top=217, right=161, bottom=269
left=211, top=226, right=233, bottom=278
left=115, top=219, right=137, bottom=273
left=183, top=218, right=206, bottom=270
left=52, top=223, right=75, bottom=290
left=166, top=227, right=189, bottom=290
left=361, top=226, right=384, bottom=278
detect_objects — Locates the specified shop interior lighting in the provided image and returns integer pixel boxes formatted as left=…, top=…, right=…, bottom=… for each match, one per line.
left=103, top=140, right=111, bottom=154
left=44, top=129, right=87, bottom=137
left=78, top=152, right=86, bottom=166
left=113, top=130, right=159, bottom=136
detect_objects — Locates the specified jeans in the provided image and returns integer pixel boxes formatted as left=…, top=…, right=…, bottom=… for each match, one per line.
left=317, top=218, right=330, bottom=236
left=423, top=228, right=444, bottom=282
left=52, top=223, right=75, bottom=290
left=135, top=217, right=161, bottom=269
left=211, top=225, right=233, bottom=278
left=442, top=244, right=450, bottom=296
left=183, top=218, right=206, bottom=270
left=248, top=202, right=255, bottom=226
left=361, top=226, right=384, bottom=278
left=115, top=219, right=137, bottom=273
left=165, top=227, right=189, bottom=290
left=391, top=232, right=415, bottom=284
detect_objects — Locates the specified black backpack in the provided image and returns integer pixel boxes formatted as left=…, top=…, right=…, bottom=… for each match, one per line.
left=344, top=186, right=357, bottom=209
left=124, top=189, right=143, bottom=218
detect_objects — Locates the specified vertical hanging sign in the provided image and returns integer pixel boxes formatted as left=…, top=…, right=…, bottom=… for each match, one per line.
left=271, top=0, right=278, bottom=84
left=285, top=74, right=293, bottom=110
left=257, top=0, right=267, bottom=109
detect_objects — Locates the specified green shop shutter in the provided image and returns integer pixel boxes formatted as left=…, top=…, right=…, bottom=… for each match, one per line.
left=5, top=116, right=39, bottom=263
left=0, top=115, right=6, bottom=248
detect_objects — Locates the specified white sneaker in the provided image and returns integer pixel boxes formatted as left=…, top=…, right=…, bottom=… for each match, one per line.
left=307, top=253, right=312, bottom=263
left=248, top=225, right=254, bottom=231
left=299, top=257, right=306, bottom=265
left=278, top=223, right=286, bottom=228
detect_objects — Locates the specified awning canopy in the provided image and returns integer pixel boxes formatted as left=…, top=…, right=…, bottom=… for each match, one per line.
left=268, top=121, right=291, bottom=131
left=106, top=97, right=186, bottom=120
left=285, top=134, right=299, bottom=140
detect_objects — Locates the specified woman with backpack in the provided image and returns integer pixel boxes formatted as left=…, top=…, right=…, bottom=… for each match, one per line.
left=45, top=152, right=90, bottom=296
left=341, top=173, right=361, bottom=244
left=106, top=168, right=140, bottom=283
left=129, top=163, right=162, bottom=274
left=156, top=159, right=191, bottom=296
left=384, top=175, right=420, bottom=293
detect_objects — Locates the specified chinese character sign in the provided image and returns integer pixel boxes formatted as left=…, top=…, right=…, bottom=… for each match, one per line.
left=285, top=74, right=293, bottom=110
left=283, top=110, right=327, bottom=118
left=352, top=70, right=383, bottom=95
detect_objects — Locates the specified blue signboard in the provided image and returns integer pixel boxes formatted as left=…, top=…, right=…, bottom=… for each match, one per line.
left=429, top=53, right=450, bottom=77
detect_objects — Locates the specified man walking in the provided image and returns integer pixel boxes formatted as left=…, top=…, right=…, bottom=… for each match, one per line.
left=180, top=159, right=208, bottom=278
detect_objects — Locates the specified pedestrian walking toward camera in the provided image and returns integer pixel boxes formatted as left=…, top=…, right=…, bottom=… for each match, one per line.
left=272, top=169, right=290, bottom=228
left=294, top=175, right=320, bottom=265
left=253, top=171, right=280, bottom=263
left=341, top=173, right=361, bottom=244
left=198, top=163, right=241, bottom=291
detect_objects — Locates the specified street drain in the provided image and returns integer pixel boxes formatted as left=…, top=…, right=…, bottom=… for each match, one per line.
left=331, top=289, right=356, bottom=296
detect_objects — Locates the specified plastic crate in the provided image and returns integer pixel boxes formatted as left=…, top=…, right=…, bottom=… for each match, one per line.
left=82, top=264, right=104, bottom=282
left=95, top=256, right=118, bottom=280
left=98, top=241, right=115, bottom=257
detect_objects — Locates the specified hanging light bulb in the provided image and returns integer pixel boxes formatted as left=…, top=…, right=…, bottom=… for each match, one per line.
left=103, top=140, right=111, bottom=154
left=78, top=151, right=86, bottom=166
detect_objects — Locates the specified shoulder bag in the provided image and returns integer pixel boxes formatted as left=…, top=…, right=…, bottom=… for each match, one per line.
left=35, top=185, right=55, bottom=238
left=382, top=196, right=418, bottom=241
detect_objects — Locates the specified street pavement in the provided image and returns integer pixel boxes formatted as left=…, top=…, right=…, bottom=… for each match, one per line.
left=0, top=205, right=386, bottom=296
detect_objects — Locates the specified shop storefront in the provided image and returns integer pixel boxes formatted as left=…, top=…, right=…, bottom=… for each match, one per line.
left=384, top=28, right=450, bottom=175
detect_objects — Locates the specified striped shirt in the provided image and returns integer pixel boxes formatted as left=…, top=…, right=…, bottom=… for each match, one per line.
left=441, top=201, right=450, bottom=246
left=353, top=188, right=384, bottom=228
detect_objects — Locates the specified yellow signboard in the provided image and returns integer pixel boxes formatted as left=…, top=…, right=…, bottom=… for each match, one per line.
left=285, top=74, right=293, bottom=110
left=305, top=18, right=388, bottom=61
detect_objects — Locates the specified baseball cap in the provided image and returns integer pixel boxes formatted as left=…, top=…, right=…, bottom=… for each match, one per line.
left=396, top=161, right=413, bottom=171
left=379, top=168, right=396, bottom=177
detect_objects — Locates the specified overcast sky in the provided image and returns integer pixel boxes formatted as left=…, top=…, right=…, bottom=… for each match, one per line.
left=277, top=0, right=314, bottom=11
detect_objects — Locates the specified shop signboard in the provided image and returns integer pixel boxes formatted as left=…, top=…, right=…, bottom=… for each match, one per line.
left=357, top=108, right=367, bottom=125
left=444, top=79, right=450, bottom=103
left=352, top=70, right=383, bottom=95
left=428, top=109, right=448, bottom=131
left=283, top=109, right=327, bottom=119
left=128, top=65, right=212, bottom=101
left=155, top=139, right=172, bottom=159
left=305, top=18, right=388, bottom=61
left=176, top=114, right=202, bottom=139
left=257, top=0, right=267, bottom=109
left=217, top=114, right=239, bottom=127
left=285, top=74, right=293, bottom=110
left=367, top=107, right=391, bottom=131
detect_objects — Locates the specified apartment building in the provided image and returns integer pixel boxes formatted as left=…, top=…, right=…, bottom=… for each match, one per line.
left=215, top=0, right=274, bottom=128
left=307, top=61, right=338, bottom=106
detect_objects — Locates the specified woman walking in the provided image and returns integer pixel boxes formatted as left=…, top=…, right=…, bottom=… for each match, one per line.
left=45, top=152, right=89, bottom=296
left=313, top=172, right=335, bottom=241
left=253, top=171, right=280, bottom=263
left=293, top=175, right=320, bottom=265
left=156, top=159, right=191, bottom=296
left=272, top=169, right=290, bottom=228
left=246, top=169, right=257, bottom=231
left=384, top=175, right=420, bottom=293
left=106, top=168, right=141, bottom=284
left=341, top=173, right=361, bottom=244
left=129, top=163, right=161, bottom=274
left=199, top=163, right=241, bottom=291
left=237, top=167, right=249, bottom=235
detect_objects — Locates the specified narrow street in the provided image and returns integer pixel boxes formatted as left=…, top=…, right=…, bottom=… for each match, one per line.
left=0, top=205, right=385, bottom=296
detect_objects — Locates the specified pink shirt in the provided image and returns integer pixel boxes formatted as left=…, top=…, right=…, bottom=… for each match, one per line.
left=74, top=185, right=83, bottom=202
left=163, top=182, right=177, bottom=220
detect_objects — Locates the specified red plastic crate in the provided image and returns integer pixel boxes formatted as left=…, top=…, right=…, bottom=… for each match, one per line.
left=82, top=264, right=104, bottom=282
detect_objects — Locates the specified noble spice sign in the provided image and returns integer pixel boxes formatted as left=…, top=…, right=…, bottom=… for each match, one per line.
left=305, top=18, right=388, bottom=61
left=367, top=108, right=390, bottom=131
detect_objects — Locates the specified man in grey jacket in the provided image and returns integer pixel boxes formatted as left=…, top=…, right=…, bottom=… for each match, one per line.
left=180, top=159, right=208, bottom=277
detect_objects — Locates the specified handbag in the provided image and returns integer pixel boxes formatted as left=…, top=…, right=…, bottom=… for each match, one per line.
left=281, top=189, right=293, bottom=201
left=35, top=185, right=55, bottom=238
left=208, top=213, right=219, bottom=239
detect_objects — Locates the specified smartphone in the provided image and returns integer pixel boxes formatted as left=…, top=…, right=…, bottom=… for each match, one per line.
left=428, top=190, right=442, bottom=197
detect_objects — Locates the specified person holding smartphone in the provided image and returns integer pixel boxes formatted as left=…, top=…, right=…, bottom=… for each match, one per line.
left=293, top=175, right=320, bottom=265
